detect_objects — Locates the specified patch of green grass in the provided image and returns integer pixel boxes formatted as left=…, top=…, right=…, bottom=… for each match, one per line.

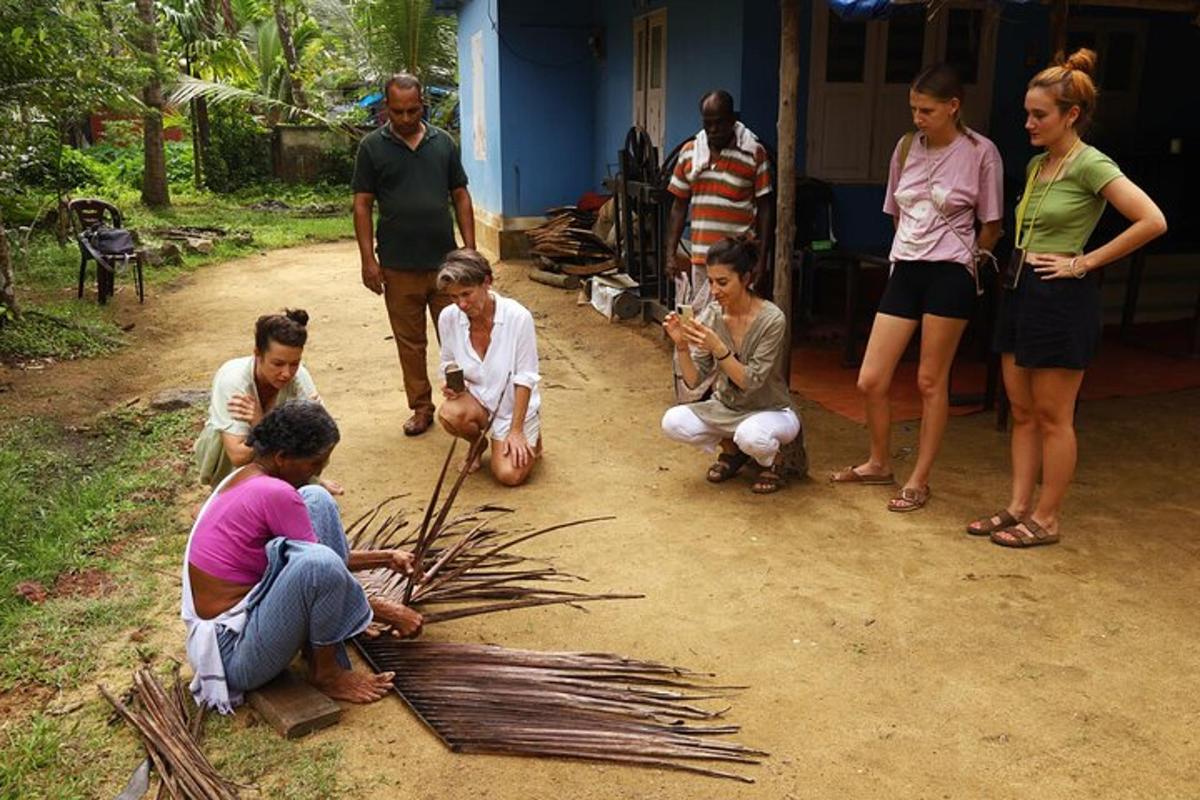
left=0, top=408, right=198, bottom=691
left=0, top=711, right=119, bottom=800
left=0, top=303, right=122, bottom=362
left=1, top=186, right=352, bottom=362
left=13, top=187, right=352, bottom=295
left=208, top=719, right=347, bottom=798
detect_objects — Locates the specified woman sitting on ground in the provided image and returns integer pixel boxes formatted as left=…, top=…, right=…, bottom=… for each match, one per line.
left=661, top=237, right=803, bottom=493
left=183, top=400, right=422, bottom=710
left=436, top=248, right=542, bottom=487
left=193, top=309, right=341, bottom=494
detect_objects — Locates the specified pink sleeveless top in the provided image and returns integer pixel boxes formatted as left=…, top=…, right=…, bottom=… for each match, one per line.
left=188, top=474, right=317, bottom=585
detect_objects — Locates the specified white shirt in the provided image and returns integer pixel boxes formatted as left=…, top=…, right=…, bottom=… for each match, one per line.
left=204, top=356, right=319, bottom=436
left=438, top=292, right=541, bottom=439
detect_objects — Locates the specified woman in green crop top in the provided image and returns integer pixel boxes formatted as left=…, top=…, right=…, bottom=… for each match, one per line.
left=969, top=50, right=1166, bottom=549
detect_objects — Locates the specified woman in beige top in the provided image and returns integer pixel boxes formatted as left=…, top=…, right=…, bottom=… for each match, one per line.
left=661, top=237, right=803, bottom=493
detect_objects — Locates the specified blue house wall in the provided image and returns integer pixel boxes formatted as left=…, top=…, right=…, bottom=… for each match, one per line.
left=496, top=0, right=598, bottom=217
left=593, top=0, right=747, bottom=189
left=460, top=1, right=1198, bottom=262
left=456, top=0, right=503, bottom=217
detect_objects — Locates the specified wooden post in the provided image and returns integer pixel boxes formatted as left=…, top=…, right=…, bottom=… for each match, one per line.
left=773, top=0, right=800, bottom=375
left=1049, top=0, right=1069, bottom=59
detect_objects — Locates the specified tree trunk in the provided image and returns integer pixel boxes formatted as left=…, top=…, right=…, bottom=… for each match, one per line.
left=273, top=0, right=309, bottom=109
left=195, top=97, right=210, bottom=187
left=0, top=207, right=18, bottom=321
left=773, top=0, right=800, bottom=372
left=136, top=0, right=171, bottom=207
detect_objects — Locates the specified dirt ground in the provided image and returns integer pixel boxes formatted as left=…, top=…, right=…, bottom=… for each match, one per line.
left=5, top=241, right=1199, bottom=799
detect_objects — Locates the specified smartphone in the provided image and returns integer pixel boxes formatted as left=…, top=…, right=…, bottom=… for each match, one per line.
left=676, top=305, right=694, bottom=321
left=445, top=362, right=466, bottom=392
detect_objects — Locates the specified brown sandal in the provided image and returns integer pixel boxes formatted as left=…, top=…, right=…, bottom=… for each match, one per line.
left=707, top=451, right=750, bottom=483
left=829, top=465, right=895, bottom=485
left=751, top=466, right=784, bottom=494
left=887, top=485, right=930, bottom=512
left=990, top=519, right=1060, bottom=548
left=967, top=509, right=1019, bottom=537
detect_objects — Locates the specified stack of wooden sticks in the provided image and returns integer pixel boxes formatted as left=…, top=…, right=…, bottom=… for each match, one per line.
left=100, top=667, right=240, bottom=800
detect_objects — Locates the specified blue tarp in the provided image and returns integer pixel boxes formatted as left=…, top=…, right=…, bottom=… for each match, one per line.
left=828, top=0, right=1036, bottom=20
left=828, top=0, right=894, bottom=19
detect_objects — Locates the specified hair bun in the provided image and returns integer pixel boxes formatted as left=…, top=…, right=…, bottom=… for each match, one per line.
left=284, top=308, right=309, bottom=327
left=1063, top=48, right=1097, bottom=77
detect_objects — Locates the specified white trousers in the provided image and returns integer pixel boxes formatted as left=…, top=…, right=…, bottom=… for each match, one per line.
left=661, top=405, right=800, bottom=467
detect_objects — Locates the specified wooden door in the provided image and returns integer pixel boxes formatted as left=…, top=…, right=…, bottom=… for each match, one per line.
left=632, top=9, right=667, bottom=152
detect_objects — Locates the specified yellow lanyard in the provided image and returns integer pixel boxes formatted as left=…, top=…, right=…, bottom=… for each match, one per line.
left=1014, top=139, right=1082, bottom=250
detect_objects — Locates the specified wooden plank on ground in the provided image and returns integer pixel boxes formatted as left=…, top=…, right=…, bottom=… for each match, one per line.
left=247, top=670, right=342, bottom=739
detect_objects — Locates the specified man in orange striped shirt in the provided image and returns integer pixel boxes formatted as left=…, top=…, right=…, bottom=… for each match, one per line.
left=666, top=90, right=774, bottom=310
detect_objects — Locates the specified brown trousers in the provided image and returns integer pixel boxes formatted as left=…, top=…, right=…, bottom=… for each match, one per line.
left=383, top=269, right=452, bottom=414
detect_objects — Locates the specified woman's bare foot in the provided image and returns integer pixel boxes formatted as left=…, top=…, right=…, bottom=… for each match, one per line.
left=461, top=437, right=488, bottom=474
left=829, top=460, right=895, bottom=484
left=310, top=667, right=395, bottom=703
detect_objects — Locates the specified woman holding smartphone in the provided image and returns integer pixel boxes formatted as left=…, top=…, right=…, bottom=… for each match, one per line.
left=831, top=64, right=1003, bottom=513
left=970, top=49, right=1166, bottom=548
left=435, top=248, right=543, bottom=487
left=661, top=236, right=803, bottom=494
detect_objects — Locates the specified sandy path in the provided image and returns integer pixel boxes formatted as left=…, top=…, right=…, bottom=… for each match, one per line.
left=6, top=241, right=1198, bottom=798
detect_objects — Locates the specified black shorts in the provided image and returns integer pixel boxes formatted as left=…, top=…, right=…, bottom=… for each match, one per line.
left=877, top=260, right=976, bottom=321
left=993, top=271, right=1101, bottom=370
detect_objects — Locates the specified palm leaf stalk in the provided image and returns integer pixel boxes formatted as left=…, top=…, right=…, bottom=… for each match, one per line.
left=347, top=473, right=639, bottom=626
left=354, top=639, right=766, bottom=783
left=168, top=75, right=363, bottom=138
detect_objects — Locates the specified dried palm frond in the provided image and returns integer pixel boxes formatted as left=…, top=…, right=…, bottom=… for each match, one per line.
left=355, top=639, right=765, bottom=783
left=526, top=208, right=613, bottom=263
left=348, top=439, right=641, bottom=625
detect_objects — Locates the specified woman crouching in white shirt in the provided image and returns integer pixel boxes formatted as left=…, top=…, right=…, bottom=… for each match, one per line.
left=436, top=248, right=542, bottom=486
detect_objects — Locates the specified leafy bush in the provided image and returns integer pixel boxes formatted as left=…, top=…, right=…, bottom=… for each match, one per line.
left=316, top=142, right=357, bottom=185
left=82, top=139, right=194, bottom=193
left=205, top=108, right=272, bottom=193
left=9, top=127, right=100, bottom=191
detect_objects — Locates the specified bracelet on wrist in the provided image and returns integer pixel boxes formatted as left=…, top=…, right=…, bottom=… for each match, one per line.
left=717, top=348, right=734, bottom=361
left=1070, top=256, right=1087, bottom=279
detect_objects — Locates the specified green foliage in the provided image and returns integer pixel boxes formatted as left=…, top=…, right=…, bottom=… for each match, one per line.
left=205, top=106, right=273, bottom=192
left=0, top=711, right=117, bottom=799
left=82, top=140, right=194, bottom=194
left=208, top=722, right=348, bottom=798
left=0, top=409, right=198, bottom=689
left=353, top=0, right=457, bottom=85
left=0, top=304, right=123, bottom=362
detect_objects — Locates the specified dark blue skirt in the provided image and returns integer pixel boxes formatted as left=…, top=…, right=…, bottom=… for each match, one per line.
left=994, top=271, right=1101, bottom=370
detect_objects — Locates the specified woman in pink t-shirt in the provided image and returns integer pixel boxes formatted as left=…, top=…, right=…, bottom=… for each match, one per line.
left=832, top=64, right=1003, bottom=512
left=183, top=400, right=422, bottom=709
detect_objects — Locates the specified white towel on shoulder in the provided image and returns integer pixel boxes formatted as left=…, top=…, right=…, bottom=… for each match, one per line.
left=687, top=121, right=760, bottom=181
left=181, top=469, right=255, bottom=713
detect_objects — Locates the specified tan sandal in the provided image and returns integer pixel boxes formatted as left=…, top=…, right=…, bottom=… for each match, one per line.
left=829, top=465, right=895, bottom=485
left=887, top=486, right=930, bottom=512
left=967, top=509, right=1019, bottom=537
left=990, top=520, right=1060, bottom=548
left=751, top=465, right=784, bottom=494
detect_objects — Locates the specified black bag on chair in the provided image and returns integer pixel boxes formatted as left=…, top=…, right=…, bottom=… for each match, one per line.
left=87, top=226, right=136, bottom=259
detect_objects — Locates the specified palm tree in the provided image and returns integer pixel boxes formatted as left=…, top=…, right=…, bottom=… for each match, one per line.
left=135, top=0, right=171, bottom=207
left=356, top=0, right=456, bottom=84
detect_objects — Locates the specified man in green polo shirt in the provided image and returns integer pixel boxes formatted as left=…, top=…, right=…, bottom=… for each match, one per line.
left=353, top=73, right=475, bottom=436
